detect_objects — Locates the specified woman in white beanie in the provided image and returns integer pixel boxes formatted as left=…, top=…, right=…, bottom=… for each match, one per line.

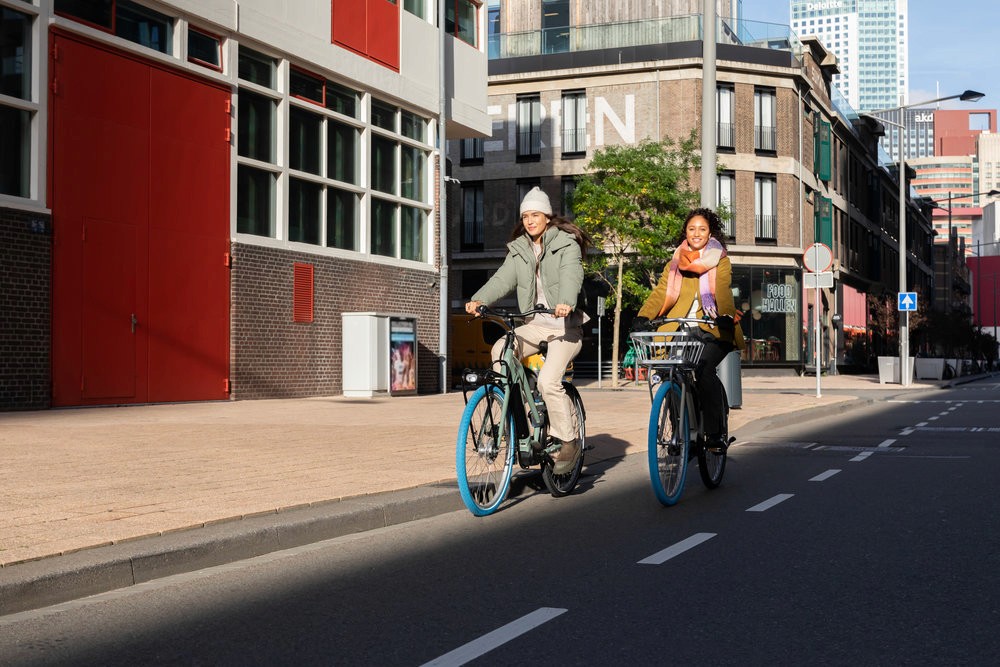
left=465, top=187, right=591, bottom=474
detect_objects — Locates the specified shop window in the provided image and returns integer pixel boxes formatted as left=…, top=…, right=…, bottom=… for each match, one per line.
left=187, top=27, right=221, bottom=70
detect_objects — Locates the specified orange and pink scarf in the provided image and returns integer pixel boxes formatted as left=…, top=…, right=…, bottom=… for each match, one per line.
left=656, top=238, right=725, bottom=318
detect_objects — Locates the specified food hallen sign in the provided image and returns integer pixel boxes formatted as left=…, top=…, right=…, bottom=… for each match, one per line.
left=760, top=283, right=797, bottom=313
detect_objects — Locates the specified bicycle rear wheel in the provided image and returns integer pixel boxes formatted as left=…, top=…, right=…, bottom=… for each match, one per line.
left=542, top=382, right=585, bottom=497
left=456, top=385, right=515, bottom=516
left=648, top=381, right=689, bottom=506
left=697, top=385, right=729, bottom=488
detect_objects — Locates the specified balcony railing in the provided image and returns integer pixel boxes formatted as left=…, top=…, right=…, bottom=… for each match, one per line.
left=488, top=16, right=802, bottom=61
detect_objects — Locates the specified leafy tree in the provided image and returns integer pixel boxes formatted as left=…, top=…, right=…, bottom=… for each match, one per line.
left=572, top=134, right=701, bottom=386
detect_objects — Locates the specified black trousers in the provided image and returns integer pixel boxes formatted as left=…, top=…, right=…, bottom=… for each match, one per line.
left=693, top=335, right=735, bottom=436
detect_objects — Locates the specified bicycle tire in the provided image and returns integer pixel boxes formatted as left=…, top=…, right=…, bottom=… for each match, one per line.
left=542, top=382, right=586, bottom=497
left=697, top=385, right=728, bottom=489
left=456, top=385, right=515, bottom=516
left=648, top=381, right=689, bottom=506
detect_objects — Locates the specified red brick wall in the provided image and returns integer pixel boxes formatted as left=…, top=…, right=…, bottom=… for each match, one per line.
left=0, top=209, right=52, bottom=410
left=230, top=242, right=441, bottom=398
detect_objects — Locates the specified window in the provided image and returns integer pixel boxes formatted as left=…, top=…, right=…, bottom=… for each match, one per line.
left=445, top=0, right=479, bottom=47
left=717, top=84, right=734, bottom=149
left=460, top=138, right=484, bottom=164
left=289, top=179, right=322, bottom=244
left=327, top=188, right=358, bottom=251
left=461, top=184, right=484, bottom=251
left=56, top=0, right=173, bottom=54
left=541, top=0, right=569, bottom=54
left=326, top=82, right=357, bottom=117
left=0, top=6, right=32, bottom=199
left=238, top=46, right=276, bottom=88
left=401, top=110, right=426, bottom=142
left=328, top=120, right=358, bottom=184
left=237, top=165, right=275, bottom=237
left=754, top=175, right=777, bottom=241
left=516, top=94, right=541, bottom=160
left=561, top=90, right=585, bottom=156
left=561, top=177, right=576, bottom=218
left=401, top=144, right=426, bottom=202
left=290, top=68, right=324, bottom=105
left=403, top=0, right=426, bottom=19
left=401, top=206, right=426, bottom=261
left=717, top=171, right=735, bottom=237
left=372, top=198, right=397, bottom=258
left=372, top=99, right=397, bottom=131
left=754, top=88, right=776, bottom=152
left=487, top=2, right=500, bottom=58
left=237, top=90, right=275, bottom=163
left=187, top=27, right=221, bottom=70
left=372, top=135, right=397, bottom=195
left=289, top=106, right=322, bottom=175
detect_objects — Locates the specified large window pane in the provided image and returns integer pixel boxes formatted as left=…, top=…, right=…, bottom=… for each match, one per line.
left=288, top=178, right=321, bottom=245
left=562, top=91, right=585, bottom=154
left=401, top=206, right=426, bottom=262
left=0, top=105, right=29, bottom=197
left=401, top=145, right=426, bottom=202
left=517, top=95, right=541, bottom=158
left=327, top=188, right=358, bottom=251
left=326, top=81, right=357, bottom=117
left=54, top=0, right=112, bottom=29
left=328, top=120, right=357, bottom=184
left=461, top=184, right=483, bottom=250
left=238, top=89, right=275, bottom=163
left=403, top=0, right=426, bottom=20
left=1, top=8, right=31, bottom=100
left=371, top=135, right=397, bottom=195
left=542, top=0, right=569, bottom=54
left=289, top=106, right=321, bottom=175
left=401, top=110, right=426, bottom=142
left=455, top=0, right=478, bottom=47
left=371, top=99, right=396, bottom=131
left=116, top=0, right=172, bottom=55
left=290, top=68, right=324, bottom=104
left=372, top=198, right=397, bottom=257
left=236, top=165, right=275, bottom=237
left=238, top=46, right=276, bottom=88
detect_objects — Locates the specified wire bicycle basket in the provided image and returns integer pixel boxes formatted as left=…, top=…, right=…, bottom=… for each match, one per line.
left=629, top=330, right=706, bottom=370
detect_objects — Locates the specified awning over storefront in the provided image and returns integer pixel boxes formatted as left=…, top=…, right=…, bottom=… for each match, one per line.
left=842, top=283, right=867, bottom=333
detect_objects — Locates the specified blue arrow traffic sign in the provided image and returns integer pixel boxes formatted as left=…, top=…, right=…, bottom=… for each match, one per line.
left=898, top=292, right=918, bottom=311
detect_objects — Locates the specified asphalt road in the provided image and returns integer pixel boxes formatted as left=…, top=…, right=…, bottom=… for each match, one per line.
left=2, top=381, right=998, bottom=666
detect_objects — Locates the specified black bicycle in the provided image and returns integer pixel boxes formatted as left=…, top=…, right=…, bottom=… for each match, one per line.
left=455, top=305, right=586, bottom=516
left=630, top=317, right=732, bottom=506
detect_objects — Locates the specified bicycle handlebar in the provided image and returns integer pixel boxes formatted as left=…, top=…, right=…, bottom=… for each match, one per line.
left=474, top=304, right=555, bottom=320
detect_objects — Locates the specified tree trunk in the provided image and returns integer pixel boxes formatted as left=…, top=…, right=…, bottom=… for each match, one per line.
left=611, top=256, right=624, bottom=388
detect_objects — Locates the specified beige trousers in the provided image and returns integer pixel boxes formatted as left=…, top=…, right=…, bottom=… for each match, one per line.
left=491, top=319, right=583, bottom=442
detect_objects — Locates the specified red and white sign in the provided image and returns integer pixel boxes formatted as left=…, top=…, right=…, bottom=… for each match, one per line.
left=803, top=242, right=833, bottom=273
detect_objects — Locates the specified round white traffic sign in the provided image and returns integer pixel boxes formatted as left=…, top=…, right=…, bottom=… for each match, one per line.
left=803, top=242, right=833, bottom=273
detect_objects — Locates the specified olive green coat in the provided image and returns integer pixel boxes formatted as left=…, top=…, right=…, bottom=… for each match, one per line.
left=471, top=226, right=583, bottom=312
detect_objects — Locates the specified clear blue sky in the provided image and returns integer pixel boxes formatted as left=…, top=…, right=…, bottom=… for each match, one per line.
left=746, top=0, right=999, bottom=112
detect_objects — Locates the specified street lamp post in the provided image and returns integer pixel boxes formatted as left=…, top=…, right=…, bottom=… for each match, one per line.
left=867, top=90, right=985, bottom=386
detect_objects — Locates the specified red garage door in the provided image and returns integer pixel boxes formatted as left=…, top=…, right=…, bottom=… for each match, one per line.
left=50, top=31, right=230, bottom=406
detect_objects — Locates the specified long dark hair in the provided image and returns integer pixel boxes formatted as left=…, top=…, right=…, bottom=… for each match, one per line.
left=508, top=214, right=592, bottom=253
left=678, top=207, right=728, bottom=250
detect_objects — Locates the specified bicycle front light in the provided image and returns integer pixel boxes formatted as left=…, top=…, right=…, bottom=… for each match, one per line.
left=464, top=371, right=481, bottom=385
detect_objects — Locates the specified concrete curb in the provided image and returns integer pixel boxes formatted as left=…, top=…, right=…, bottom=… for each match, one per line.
left=0, top=485, right=461, bottom=616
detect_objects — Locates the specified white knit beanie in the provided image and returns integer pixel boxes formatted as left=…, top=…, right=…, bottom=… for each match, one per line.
left=519, top=187, right=553, bottom=216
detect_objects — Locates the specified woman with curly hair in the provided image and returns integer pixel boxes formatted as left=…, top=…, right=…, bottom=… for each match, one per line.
left=632, top=207, right=745, bottom=451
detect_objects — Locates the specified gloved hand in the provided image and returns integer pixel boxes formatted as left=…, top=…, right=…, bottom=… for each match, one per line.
left=630, top=316, right=652, bottom=332
left=715, top=314, right=735, bottom=332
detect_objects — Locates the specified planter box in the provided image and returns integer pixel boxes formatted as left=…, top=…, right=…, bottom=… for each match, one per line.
left=878, top=356, right=916, bottom=384
left=914, top=358, right=945, bottom=380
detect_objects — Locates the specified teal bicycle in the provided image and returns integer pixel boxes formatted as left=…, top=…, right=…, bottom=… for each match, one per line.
left=456, top=305, right=586, bottom=516
left=630, top=317, right=732, bottom=506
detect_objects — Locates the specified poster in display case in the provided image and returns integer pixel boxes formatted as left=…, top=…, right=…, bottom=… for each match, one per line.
left=389, top=317, right=417, bottom=395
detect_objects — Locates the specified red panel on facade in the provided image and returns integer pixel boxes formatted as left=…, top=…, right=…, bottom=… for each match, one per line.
left=367, top=0, right=400, bottom=70
left=331, top=0, right=367, bottom=56
left=49, top=31, right=229, bottom=406
left=330, top=0, right=399, bottom=71
left=293, top=263, right=315, bottom=323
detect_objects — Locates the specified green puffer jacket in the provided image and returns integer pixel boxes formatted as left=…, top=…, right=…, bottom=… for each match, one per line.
left=471, top=226, right=584, bottom=313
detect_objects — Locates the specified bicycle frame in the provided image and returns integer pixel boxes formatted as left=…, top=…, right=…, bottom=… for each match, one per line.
left=460, top=307, right=559, bottom=461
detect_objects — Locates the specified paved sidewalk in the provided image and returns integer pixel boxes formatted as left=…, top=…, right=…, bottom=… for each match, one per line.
left=0, top=372, right=972, bottom=615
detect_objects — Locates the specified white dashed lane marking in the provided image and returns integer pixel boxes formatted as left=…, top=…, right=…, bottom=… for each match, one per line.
left=810, top=469, right=841, bottom=481
left=422, top=607, right=568, bottom=667
left=638, top=533, right=716, bottom=565
left=746, top=494, right=794, bottom=512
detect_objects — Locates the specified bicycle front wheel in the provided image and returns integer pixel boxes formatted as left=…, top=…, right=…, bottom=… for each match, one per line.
left=542, top=382, right=586, bottom=497
left=456, top=385, right=515, bottom=516
left=698, top=385, right=729, bottom=488
left=648, top=381, right=689, bottom=506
